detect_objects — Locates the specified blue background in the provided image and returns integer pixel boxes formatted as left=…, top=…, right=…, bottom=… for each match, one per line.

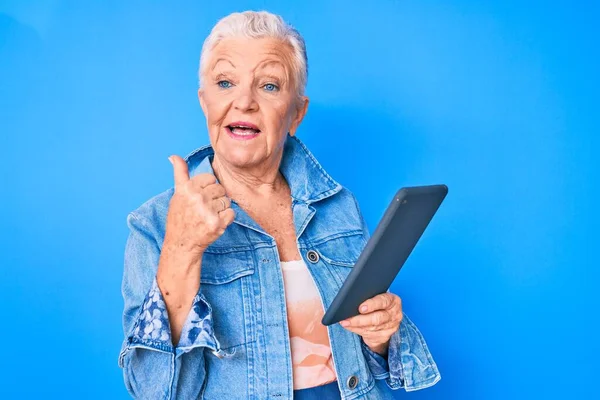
left=1, top=1, right=598, bottom=398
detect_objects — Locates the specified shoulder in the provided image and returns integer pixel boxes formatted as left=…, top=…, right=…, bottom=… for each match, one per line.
left=311, top=185, right=367, bottom=237
left=126, top=187, right=174, bottom=241
left=321, top=185, right=363, bottom=218
left=334, top=186, right=362, bottom=209
left=129, top=187, right=174, bottom=221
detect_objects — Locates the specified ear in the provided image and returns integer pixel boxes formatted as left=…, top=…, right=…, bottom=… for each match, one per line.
left=198, top=88, right=207, bottom=117
left=288, top=96, right=309, bottom=137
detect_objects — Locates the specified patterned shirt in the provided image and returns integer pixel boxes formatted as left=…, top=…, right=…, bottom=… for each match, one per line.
left=280, top=259, right=337, bottom=390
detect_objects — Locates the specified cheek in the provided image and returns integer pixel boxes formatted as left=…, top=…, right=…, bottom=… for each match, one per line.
left=203, top=89, right=231, bottom=123
left=262, top=99, right=295, bottom=132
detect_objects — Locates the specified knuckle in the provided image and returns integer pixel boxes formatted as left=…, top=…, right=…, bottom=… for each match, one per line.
left=383, top=311, right=393, bottom=323
left=382, top=312, right=391, bottom=324
left=210, top=184, right=222, bottom=196
left=196, top=174, right=216, bottom=187
left=379, top=294, right=390, bottom=307
left=202, top=172, right=217, bottom=182
left=206, top=217, right=220, bottom=231
left=385, top=293, right=395, bottom=306
left=374, top=314, right=383, bottom=326
left=395, top=301, right=403, bottom=315
left=190, top=175, right=204, bottom=186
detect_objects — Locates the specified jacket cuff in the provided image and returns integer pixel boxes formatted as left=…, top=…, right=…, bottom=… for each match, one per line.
left=177, top=289, right=220, bottom=353
left=385, top=323, right=406, bottom=389
left=127, top=278, right=174, bottom=352
left=391, top=313, right=441, bottom=391
left=124, top=278, right=223, bottom=357
left=361, top=339, right=391, bottom=379
left=361, top=313, right=441, bottom=392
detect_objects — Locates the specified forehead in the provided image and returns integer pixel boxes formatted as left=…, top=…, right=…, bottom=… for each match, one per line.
left=208, top=37, right=294, bottom=74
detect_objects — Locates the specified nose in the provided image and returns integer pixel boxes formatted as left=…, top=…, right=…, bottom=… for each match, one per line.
left=233, top=85, right=258, bottom=112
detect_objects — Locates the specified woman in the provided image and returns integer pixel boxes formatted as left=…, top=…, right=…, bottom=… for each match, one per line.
left=119, top=11, right=440, bottom=399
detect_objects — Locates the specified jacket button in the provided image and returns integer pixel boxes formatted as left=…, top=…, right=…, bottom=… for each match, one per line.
left=347, top=375, right=358, bottom=389
left=306, top=250, right=320, bottom=263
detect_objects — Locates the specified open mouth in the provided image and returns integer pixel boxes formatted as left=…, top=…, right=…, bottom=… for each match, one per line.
left=226, top=123, right=261, bottom=137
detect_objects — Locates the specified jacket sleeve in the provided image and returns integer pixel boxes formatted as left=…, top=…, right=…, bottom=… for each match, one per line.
left=360, top=314, right=441, bottom=391
left=118, top=212, right=232, bottom=399
left=352, top=194, right=441, bottom=391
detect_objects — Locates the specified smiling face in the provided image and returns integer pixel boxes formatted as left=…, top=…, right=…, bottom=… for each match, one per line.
left=198, top=37, right=309, bottom=172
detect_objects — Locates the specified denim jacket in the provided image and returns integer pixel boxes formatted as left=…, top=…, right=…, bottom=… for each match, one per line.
left=118, top=134, right=441, bottom=399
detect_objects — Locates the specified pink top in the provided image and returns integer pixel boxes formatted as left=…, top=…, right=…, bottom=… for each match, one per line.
left=280, top=259, right=337, bottom=390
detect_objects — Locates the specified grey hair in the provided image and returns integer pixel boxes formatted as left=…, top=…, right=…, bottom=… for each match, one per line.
left=198, top=11, right=308, bottom=96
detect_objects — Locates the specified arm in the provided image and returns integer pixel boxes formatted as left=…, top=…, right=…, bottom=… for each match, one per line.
left=118, top=213, right=219, bottom=399
left=118, top=156, right=235, bottom=398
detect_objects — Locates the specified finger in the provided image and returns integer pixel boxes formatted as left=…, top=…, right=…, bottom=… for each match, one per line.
left=169, top=155, right=190, bottom=188
left=341, top=310, right=392, bottom=328
left=340, top=325, right=364, bottom=335
left=190, top=173, right=218, bottom=189
left=219, top=208, right=235, bottom=227
left=212, top=196, right=231, bottom=213
left=202, top=183, right=226, bottom=199
left=367, top=319, right=399, bottom=332
left=341, top=324, right=396, bottom=340
left=360, top=293, right=398, bottom=314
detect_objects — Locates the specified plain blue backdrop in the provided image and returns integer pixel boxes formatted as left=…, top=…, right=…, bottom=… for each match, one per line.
left=1, top=1, right=598, bottom=398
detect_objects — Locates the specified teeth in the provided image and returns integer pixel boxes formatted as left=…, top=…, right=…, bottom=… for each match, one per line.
left=230, top=127, right=258, bottom=136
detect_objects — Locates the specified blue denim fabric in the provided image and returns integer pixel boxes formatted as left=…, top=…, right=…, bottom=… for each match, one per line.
left=118, top=134, right=441, bottom=399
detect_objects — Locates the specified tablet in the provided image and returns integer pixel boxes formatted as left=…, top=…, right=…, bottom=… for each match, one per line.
left=321, top=184, right=448, bottom=326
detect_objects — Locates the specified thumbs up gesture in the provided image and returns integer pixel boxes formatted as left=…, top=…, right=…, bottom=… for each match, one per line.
left=164, top=155, right=235, bottom=258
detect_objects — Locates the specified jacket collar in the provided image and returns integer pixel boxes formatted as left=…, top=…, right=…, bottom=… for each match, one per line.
left=184, top=134, right=342, bottom=205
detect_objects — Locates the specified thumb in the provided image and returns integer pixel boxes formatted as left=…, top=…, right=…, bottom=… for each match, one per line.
left=169, top=155, right=190, bottom=188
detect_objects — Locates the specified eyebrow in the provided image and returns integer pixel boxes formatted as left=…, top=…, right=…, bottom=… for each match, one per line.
left=255, top=59, right=286, bottom=71
left=211, top=58, right=236, bottom=70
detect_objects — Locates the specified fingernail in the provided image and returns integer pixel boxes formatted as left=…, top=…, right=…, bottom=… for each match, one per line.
left=360, top=305, right=368, bottom=312
left=341, top=320, right=349, bottom=327
left=168, top=156, right=173, bottom=164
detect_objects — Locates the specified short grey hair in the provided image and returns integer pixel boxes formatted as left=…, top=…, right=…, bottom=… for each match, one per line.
left=198, top=11, right=308, bottom=96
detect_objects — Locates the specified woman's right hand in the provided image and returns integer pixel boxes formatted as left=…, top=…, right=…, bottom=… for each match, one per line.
left=165, top=154, right=236, bottom=259
left=156, top=155, right=235, bottom=345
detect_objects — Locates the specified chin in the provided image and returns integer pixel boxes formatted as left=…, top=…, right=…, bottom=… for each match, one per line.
left=221, top=146, right=263, bottom=168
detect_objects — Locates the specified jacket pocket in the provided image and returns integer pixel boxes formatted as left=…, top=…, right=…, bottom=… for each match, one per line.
left=311, top=230, right=366, bottom=284
left=199, top=249, right=256, bottom=350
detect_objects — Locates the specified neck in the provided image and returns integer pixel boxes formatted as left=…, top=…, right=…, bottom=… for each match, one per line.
left=211, top=153, right=288, bottom=202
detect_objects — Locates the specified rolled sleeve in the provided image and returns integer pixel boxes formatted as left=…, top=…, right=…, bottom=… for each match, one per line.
left=361, top=313, right=441, bottom=391
left=128, top=278, right=172, bottom=347
left=176, top=289, right=223, bottom=354
left=361, top=339, right=391, bottom=379
left=120, top=278, right=221, bottom=356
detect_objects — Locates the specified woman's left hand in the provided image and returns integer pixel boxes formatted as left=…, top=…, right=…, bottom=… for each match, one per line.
left=340, top=293, right=402, bottom=356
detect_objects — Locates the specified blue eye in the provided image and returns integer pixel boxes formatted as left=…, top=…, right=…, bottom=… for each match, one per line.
left=218, top=80, right=232, bottom=89
left=263, top=83, right=279, bottom=92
